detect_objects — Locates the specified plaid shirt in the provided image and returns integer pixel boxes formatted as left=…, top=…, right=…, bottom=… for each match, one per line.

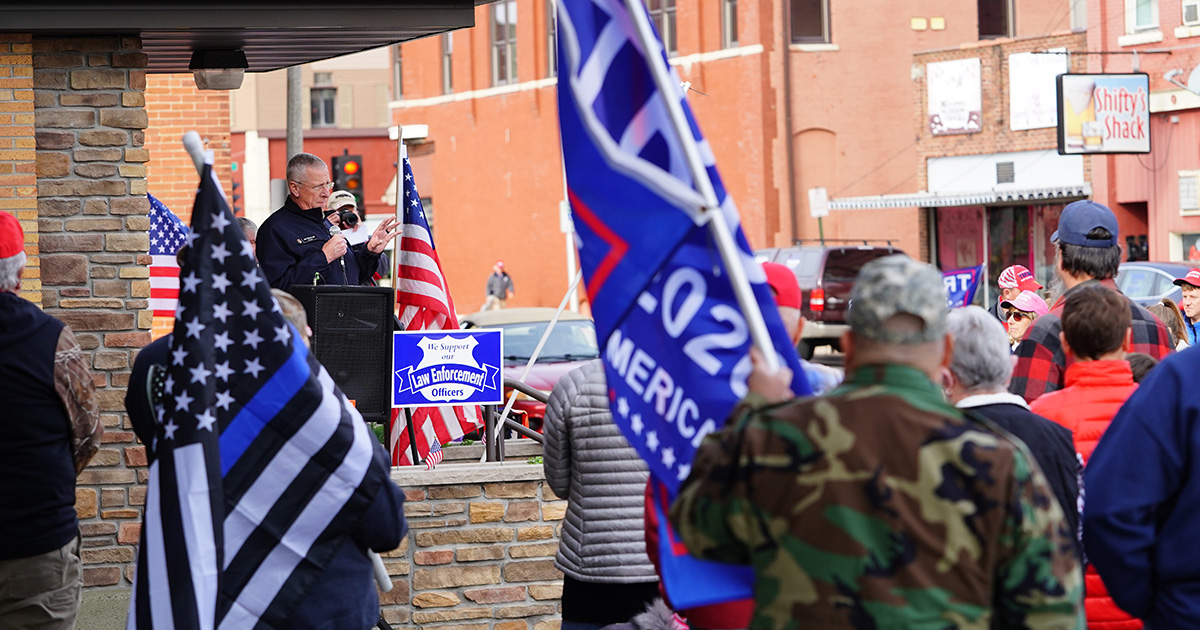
left=1010, top=279, right=1174, bottom=403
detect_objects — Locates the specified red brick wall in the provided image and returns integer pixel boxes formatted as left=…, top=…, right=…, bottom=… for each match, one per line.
left=144, top=73, right=233, bottom=223
left=913, top=32, right=1090, bottom=189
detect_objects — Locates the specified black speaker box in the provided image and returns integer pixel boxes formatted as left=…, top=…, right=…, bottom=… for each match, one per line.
left=286, top=285, right=394, bottom=423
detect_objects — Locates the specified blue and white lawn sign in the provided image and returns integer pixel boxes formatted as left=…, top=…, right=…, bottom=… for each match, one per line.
left=393, top=330, right=504, bottom=407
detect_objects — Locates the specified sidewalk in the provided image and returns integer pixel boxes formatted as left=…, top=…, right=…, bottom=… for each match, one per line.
left=78, top=589, right=130, bottom=630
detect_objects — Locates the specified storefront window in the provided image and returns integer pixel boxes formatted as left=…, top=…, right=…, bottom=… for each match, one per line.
left=1033, top=204, right=1063, bottom=291
left=987, top=205, right=1032, bottom=290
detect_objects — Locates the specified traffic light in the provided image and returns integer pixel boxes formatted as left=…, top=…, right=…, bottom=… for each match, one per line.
left=331, top=153, right=363, bottom=206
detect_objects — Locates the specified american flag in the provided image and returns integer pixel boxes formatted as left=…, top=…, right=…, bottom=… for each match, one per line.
left=390, top=154, right=483, bottom=465
left=424, top=440, right=443, bottom=470
left=148, top=193, right=189, bottom=317
left=128, top=164, right=390, bottom=629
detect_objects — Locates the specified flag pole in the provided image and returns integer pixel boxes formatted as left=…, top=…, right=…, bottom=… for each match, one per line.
left=621, top=0, right=779, bottom=372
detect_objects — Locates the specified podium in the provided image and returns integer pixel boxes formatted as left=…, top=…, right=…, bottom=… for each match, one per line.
left=286, top=285, right=394, bottom=423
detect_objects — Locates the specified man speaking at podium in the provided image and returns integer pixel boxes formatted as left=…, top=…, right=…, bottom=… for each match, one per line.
left=258, top=153, right=399, bottom=289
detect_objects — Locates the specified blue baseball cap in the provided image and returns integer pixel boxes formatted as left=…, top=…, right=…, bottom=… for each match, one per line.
left=1051, top=200, right=1119, bottom=248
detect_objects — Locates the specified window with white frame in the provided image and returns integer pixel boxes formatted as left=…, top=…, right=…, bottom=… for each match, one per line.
left=1127, top=0, right=1160, bottom=32
left=1181, top=170, right=1200, bottom=215
left=492, top=0, right=518, bottom=86
left=393, top=46, right=403, bottom=100
left=791, top=0, right=831, bottom=44
left=311, top=88, right=336, bottom=127
left=645, top=0, right=677, bottom=56
left=722, top=0, right=738, bottom=48
left=1184, top=0, right=1200, bottom=25
left=441, top=33, right=453, bottom=94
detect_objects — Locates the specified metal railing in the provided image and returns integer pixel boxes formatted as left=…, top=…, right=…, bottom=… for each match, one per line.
left=483, top=379, right=547, bottom=462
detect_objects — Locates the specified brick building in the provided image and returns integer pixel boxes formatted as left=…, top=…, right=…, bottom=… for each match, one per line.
left=1087, top=0, right=1200, bottom=262
left=391, top=0, right=1078, bottom=308
left=902, top=32, right=1092, bottom=303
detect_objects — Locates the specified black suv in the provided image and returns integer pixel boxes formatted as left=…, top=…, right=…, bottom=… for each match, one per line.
left=756, top=241, right=903, bottom=359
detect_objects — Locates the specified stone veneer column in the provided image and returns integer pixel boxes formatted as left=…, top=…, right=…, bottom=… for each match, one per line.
left=0, top=34, right=38, bottom=303
left=34, top=35, right=151, bottom=588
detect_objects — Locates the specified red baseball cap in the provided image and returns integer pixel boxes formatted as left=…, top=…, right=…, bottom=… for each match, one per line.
left=1174, top=268, right=1200, bottom=289
left=762, top=262, right=800, bottom=309
left=0, top=212, right=22, bottom=259
left=998, top=265, right=1043, bottom=292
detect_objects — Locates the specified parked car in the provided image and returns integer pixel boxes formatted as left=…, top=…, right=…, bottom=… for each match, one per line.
left=1116, top=261, right=1195, bottom=307
left=757, top=241, right=904, bottom=359
left=458, top=307, right=599, bottom=432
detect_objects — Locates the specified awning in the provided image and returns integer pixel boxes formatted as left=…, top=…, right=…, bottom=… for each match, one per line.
left=828, top=184, right=1092, bottom=211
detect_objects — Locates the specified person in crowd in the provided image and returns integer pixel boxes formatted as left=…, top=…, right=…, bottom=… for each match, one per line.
left=482, top=260, right=515, bottom=310
left=992, top=264, right=1044, bottom=323
left=543, top=360, right=659, bottom=630
left=1146, top=297, right=1189, bottom=351
left=943, top=305, right=1081, bottom=560
left=257, top=153, right=399, bottom=288
left=670, top=255, right=1084, bottom=629
left=1083, top=315, right=1200, bottom=628
left=0, top=211, right=102, bottom=629
left=1001, top=289, right=1050, bottom=352
left=762, top=261, right=843, bottom=394
left=1011, top=200, right=1172, bottom=402
left=339, top=209, right=369, bottom=246
left=326, top=190, right=357, bottom=229
left=237, top=216, right=258, bottom=255
left=1126, top=352, right=1158, bottom=383
left=126, top=284, right=407, bottom=630
left=1171, top=269, right=1200, bottom=346
left=1029, top=284, right=1140, bottom=630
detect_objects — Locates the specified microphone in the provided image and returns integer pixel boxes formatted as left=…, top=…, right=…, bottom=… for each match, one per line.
left=328, top=225, right=347, bottom=283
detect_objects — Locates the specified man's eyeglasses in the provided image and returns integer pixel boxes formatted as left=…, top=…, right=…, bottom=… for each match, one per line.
left=291, top=180, right=334, bottom=192
left=1006, top=311, right=1033, bottom=322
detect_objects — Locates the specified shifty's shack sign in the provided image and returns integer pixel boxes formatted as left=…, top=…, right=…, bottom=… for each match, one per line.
left=1057, top=73, right=1150, bottom=155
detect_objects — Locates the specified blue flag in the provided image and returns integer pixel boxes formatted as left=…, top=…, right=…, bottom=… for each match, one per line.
left=943, top=264, right=984, bottom=307
left=556, top=0, right=812, bottom=609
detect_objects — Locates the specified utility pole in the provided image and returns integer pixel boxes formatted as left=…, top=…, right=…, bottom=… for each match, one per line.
left=286, top=66, right=303, bottom=159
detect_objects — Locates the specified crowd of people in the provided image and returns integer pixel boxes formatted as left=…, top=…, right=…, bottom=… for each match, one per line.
left=544, top=198, right=1200, bottom=630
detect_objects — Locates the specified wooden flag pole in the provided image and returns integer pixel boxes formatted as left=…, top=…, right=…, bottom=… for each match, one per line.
left=621, top=0, right=780, bottom=373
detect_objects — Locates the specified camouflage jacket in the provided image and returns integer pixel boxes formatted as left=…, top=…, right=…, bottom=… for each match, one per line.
left=669, top=364, right=1084, bottom=630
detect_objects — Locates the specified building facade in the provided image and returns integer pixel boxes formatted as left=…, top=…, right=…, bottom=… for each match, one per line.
left=391, top=0, right=1078, bottom=308
left=1088, top=0, right=1200, bottom=262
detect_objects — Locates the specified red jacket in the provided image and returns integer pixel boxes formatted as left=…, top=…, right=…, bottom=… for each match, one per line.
left=1031, top=360, right=1140, bottom=630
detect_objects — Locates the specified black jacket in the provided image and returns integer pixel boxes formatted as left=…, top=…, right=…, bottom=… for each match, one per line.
left=258, top=197, right=383, bottom=289
left=961, top=396, right=1081, bottom=559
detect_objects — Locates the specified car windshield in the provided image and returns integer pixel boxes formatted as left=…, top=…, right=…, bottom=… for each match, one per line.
left=497, top=319, right=599, bottom=365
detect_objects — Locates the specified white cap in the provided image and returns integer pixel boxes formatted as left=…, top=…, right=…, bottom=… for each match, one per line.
left=328, top=190, right=357, bottom=211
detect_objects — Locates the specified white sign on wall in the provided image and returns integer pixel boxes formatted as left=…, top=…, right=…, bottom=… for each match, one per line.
left=1009, top=48, right=1069, bottom=131
left=927, top=58, right=982, bottom=136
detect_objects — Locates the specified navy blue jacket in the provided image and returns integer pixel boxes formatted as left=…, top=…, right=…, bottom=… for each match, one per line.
left=258, top=197, right=382, bottom=289
left=1084, top=347, right=1200, bottom=628
left=960, top=397, right=1081, bottom=560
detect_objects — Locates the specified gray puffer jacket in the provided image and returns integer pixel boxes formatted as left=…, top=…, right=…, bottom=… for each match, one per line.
left=543, top=360, right=657, bottom=583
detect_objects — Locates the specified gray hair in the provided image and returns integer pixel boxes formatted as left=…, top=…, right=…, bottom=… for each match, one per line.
left=0, top=251, right=26, bottom=293
left=946, top=305, right=1013, bottom=393
left=286, top=152, right=326, bottom=183
left=237, top=216, right=258, bottom=236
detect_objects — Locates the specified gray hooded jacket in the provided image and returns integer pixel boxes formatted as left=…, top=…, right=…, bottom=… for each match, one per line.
left=542, top=360, right=658, bottom=583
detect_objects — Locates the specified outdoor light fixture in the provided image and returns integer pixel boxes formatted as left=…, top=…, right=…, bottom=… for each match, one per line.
left=189, top=50, right=249, bottom=90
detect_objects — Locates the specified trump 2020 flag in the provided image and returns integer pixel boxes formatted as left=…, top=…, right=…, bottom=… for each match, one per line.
left=128, top=163, right=389, bottom=629
left=556, top=0, right=812, bottom=609
left=943, top=264, right=984, bottom=307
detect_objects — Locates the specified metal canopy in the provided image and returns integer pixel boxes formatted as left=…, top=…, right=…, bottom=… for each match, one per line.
left=4, top=1, right=495, bottom=73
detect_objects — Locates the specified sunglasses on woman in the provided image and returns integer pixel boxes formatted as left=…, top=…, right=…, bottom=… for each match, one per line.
left=1006, top=311, right=1033, bottom=322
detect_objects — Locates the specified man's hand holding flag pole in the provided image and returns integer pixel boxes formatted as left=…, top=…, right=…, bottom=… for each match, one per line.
left=555, top=0, right=813, bottom=611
